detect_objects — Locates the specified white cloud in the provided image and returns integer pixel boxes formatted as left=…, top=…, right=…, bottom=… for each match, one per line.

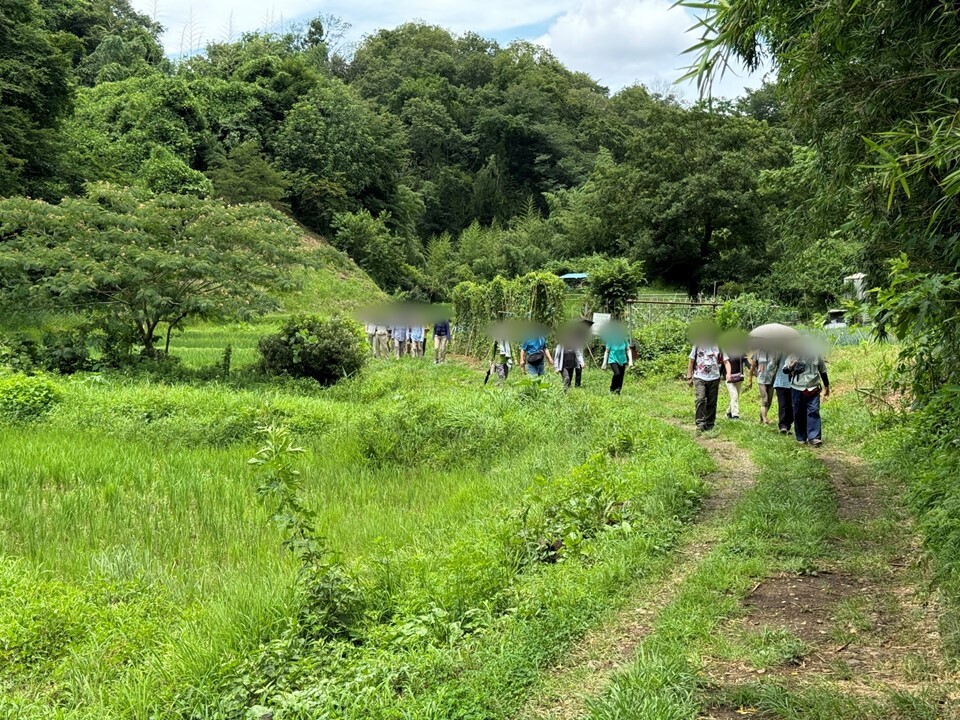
left=134, top=0, right=769, bottom=97
left=135, top=0, right=573, bottom=52
left=537, top=0, right=768, bottom=96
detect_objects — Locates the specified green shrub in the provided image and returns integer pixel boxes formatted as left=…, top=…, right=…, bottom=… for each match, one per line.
left=587, top=258, right=645, bottom=319
left=0, top=333, right=41, bottom=372
left=633, top=317, right=688, bottom=362
left=141, top=146, right=213, bottom=196
left=0, top=373, right=63, bottom=421
left=715, top=292, right=799, bottom=330
left=41, top=329, right=91, bottom=374
left=258, top=315, right=368, bottom=385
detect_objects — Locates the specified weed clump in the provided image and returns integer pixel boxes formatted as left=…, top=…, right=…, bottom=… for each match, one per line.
left=0, top=372, right=62, bottom=422
left=250, top=426, right=365, bottom=639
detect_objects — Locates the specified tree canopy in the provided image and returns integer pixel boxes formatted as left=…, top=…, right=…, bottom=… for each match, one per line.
left=0, top=185, right=301, bottom=355
left=681, top=0, right=960, bottom=401
left=3, top=2, right=857, bottom=311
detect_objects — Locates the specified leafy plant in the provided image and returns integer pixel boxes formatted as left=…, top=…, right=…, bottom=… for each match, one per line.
left=0, top=334, right=41, bottom=372
left=588, top=258, right=645, bottom=319
left=41, top=329, right=91, bottom=374
left=249, top=426, right=364, bottom=639
left=0, top=373, right=63, bottom=422
left=513, top=455, right=635, bottom=565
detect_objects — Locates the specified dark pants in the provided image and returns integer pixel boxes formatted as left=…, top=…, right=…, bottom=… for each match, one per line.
left=561, top=365, right=580, bottom=390
left=609, top=362, right=626, bottom=394
left=526, top=361, right=546, bottom=377
left=694, top=378, right=721, bottom=431
left=775, top=387, right=794, bottom=431
left=792, top=389, right=822, bottom=443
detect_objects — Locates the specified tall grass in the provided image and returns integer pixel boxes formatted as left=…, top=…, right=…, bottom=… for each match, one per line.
left=1, top=357, right=713, bottom=718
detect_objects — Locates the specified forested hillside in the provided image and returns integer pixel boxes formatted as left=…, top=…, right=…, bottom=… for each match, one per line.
left=3, top=0, right=846, bottom=305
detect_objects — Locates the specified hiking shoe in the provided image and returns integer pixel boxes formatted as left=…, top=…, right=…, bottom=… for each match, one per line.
left=725, top=411, right=733, bottom=419
left=810, top=439, right=823, bottom=447
left=779, top=427, right=789, bottom=434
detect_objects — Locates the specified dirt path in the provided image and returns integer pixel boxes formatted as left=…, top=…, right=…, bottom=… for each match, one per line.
left=517, top=435, right=758, bottom=720
left=700, top=448, right=960, bottom=718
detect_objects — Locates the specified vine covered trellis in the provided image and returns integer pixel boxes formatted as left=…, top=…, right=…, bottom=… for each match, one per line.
left=452, top=272, right=566, bottom=357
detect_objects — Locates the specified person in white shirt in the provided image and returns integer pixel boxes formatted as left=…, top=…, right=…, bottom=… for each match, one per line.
left=686, top=343, right=724, bottom=432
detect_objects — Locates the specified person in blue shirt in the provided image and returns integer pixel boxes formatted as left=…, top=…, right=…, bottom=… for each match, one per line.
left=390, top=325, right=408, bottom=358
left=520, top=336, right=553, bottom=376
left=408, top=325, right=425, bottom=357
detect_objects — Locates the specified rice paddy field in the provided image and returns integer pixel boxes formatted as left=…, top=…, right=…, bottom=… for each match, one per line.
left=0, top=337, right=717, bottom=719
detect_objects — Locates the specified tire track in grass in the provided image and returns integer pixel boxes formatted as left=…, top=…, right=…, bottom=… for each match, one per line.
left=700, top=447, right=960, bottom=718
left=516, top=435, right=758, bottom=720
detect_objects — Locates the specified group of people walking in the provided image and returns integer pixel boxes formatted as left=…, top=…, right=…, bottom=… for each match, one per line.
left=488, top=322, right=634, bottom=395
left=686, top=339, right=830, bottom=446
left=365, top=319, right=452, bottom=364
left=367, top=312, right=830, bottom=446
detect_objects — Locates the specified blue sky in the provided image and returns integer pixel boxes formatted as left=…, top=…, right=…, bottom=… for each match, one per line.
left=135, top=0, right=771, bottom=98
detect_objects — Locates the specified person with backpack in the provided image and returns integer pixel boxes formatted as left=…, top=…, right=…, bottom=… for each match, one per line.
left=553, top=342, right=585, bottom=391
left=686, top=341, right=724, bottom=432
left=520, top=334, right=552, bottom=377
left=601, top=328, right=633, bottom=395
left=785, top=349, right=830, bottom=446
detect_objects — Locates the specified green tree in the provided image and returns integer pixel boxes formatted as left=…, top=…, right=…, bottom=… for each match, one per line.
left=550, top=101, right=790, bottom=295
left=277, top=78, right=410, bottom=235
left=330, top=210, right=409, bottom=291
left=207, top=140, right=287, bottom=205
left=588, top=258, right=645, bottom=319
left=61, top=75, right=209, bottom=191
left=0, top=185, right=300, bottom=356
left=0, top=0, right=72, bottom=196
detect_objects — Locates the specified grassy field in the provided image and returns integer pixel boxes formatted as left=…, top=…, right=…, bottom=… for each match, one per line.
left=0, top=349, right=716, bottom=719
left=2, top=259, right=957, bottom=720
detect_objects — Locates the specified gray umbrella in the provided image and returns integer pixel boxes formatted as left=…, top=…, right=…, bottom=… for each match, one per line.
left=749, top=323, right=801, bottom=340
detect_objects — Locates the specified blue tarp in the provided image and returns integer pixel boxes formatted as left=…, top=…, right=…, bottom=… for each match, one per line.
left=559, top=272, right=589, bottom=280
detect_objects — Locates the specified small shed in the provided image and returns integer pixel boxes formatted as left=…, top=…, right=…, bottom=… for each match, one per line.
left=844, top=273, right=868, bottom=301
left=558, top=272, right=589, bottom=289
